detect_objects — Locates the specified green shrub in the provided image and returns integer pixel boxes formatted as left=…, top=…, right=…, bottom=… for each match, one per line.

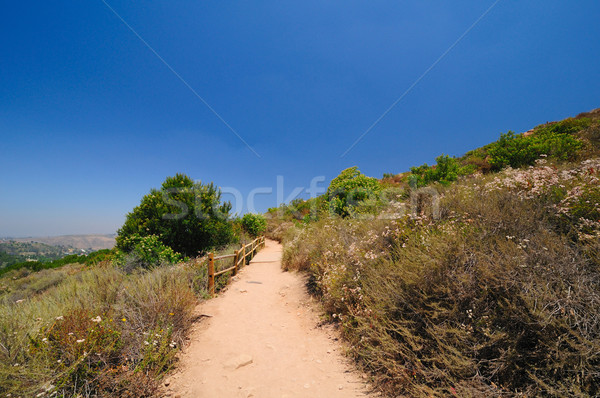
left=409, top=154, right=475, bottom=187
left=537, top=117, right=592, bottom=136
left=116, top=173, right=236, bottom=257
left=487, top=129, right=583, bottom=170
left=326, top=166, right=382, bottom=217
left=84, top=249, right=113, bottom=266
left=113, top=234, right=183, bottom=270
left=240, top=213, right=267, bottom=237
left=487, top=131, right=537, bottom=169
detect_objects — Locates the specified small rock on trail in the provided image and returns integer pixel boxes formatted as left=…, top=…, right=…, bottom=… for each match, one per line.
left=224, top=354, right=253, bottom=370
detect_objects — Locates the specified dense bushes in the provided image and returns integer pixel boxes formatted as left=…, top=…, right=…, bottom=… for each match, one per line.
left=116, top=174, right=236, bottom=257
left=283, top=159, right=600, bottom=397
left=487, top=130, right=581, bottom=170
left=113, top=234, right=183, bottom=271
left=394, top=118, right=595, bottom=189
left=540, top=117, right=592, bottom=136
left=240, top=213, right=267, bottom=237
left=409, top=154, right=475, bottom=187
left=485, top=119, right=591, bottom=171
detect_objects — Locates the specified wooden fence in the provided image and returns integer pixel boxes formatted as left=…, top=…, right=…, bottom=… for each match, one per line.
left=207, top=236, right=266, bottom=296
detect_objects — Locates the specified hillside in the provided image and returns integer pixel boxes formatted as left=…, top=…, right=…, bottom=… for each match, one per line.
left=0, top=241, right=69, bottom=268
left=10, top=234, right=116, bottom=250
left=277, top=108, right=600, bottom=397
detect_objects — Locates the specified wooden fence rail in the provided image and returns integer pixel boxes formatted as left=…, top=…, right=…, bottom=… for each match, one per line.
left=207, top=236, right=266, bottom=295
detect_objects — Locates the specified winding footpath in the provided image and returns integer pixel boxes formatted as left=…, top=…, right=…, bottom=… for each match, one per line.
left=164, top=239, right=372, bottom=398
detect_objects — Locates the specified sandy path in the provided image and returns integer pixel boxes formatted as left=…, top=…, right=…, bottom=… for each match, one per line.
left=164, top=239, right=371, bottom=398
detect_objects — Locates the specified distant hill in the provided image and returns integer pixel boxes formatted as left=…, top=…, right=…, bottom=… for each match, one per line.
left=0, top=241, right=68, bottom=267
left=10, top=234, right=116, bottom=250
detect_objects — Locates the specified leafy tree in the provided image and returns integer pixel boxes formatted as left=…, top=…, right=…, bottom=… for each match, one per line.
left=241, top=213, right=267, bottom=237
left=326, top=167, right=382, bottom=217
left=116, top=173, right=235, bottom=257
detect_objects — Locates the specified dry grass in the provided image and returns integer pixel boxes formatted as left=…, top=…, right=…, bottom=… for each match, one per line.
left=0, top=258, right=209, bottom=397
left=283, top=159, right=600, bottom=397
left=265, top=218, right=295, bottom=242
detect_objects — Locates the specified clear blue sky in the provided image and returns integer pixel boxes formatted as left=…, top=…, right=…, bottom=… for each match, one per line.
left=1, top=1, right=599, bottom=236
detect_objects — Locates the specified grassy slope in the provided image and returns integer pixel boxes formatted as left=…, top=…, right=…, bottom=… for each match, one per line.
left=0, top=262, right=201, bottom=397
left=0, top=242, right=243, bottom=397
left=282, top=109, right=600, bottom=397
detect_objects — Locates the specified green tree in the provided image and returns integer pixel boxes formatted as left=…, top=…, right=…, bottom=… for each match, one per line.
left=116, top=174, right=235, bottom=257
left=326, top=167, right=382, bottom=217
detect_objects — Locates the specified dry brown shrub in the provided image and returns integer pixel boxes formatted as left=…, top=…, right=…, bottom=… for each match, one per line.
left=283, top=171, right=600, bottom=397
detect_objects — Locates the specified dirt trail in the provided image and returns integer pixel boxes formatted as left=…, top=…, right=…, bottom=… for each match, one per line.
left=164, top=239, right=372, bottom=398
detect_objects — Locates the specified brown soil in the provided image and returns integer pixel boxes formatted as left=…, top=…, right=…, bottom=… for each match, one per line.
left=163, top=239, right=373, bottom=398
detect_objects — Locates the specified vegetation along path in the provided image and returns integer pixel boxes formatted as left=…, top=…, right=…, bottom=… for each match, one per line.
left=164, top=239, right=372, bottom=398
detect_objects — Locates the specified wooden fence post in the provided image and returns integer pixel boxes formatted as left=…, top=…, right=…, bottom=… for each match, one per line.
left=208, top=252, right=215, bottom=296
left=233, top=249, right=239, bottom=276
left=241, top=243, right=245, bottom=267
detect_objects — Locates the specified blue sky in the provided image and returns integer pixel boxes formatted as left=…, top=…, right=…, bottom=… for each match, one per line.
left=1, top=1, right=599, bottom=236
